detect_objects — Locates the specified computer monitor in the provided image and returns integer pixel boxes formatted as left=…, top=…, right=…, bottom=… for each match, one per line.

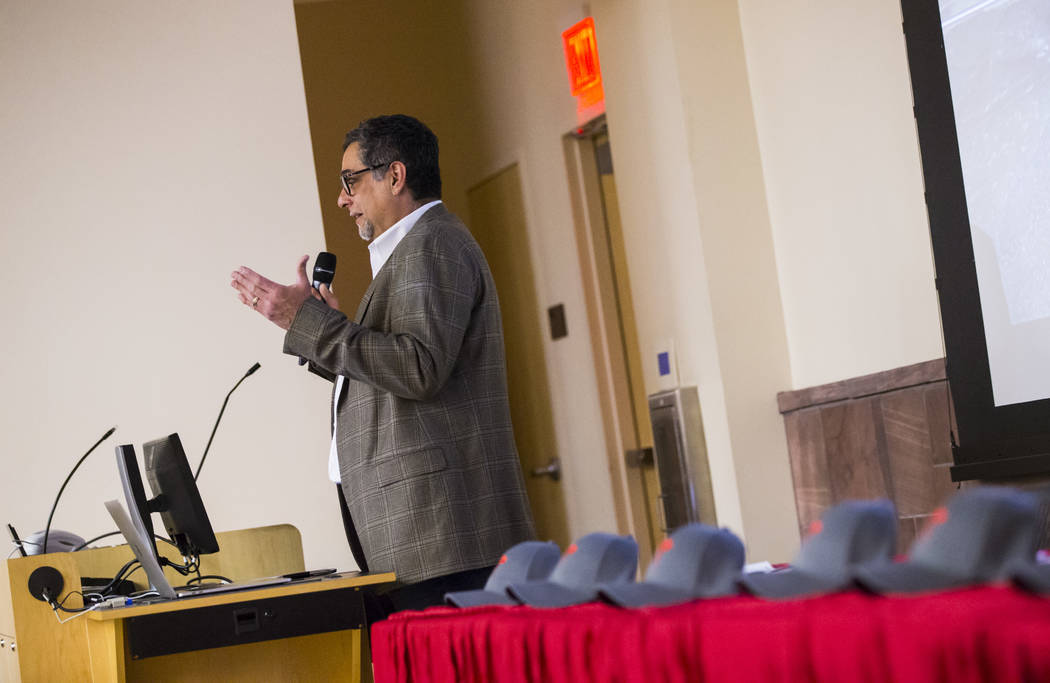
left=143, top=433, right=219, bottom=558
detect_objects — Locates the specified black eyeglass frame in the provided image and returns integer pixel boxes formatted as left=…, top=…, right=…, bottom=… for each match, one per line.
left=339, top=162, right=391, bottom=195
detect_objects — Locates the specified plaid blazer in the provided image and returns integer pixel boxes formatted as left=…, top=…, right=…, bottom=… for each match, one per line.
left=285, top=204, right=536, bottom=584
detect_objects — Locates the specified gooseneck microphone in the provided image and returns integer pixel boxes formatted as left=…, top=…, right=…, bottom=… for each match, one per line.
left=42, top=426, right=117, bottom=556
left=299, top=251, right=338, bottom=366
left=194, top=362, right=261, bottom=481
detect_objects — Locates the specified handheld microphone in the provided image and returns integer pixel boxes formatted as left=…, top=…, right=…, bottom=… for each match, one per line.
left=195, top=362, right=261, bottom=481
left=41, top=426, right=117, bottom=556
left=312, top=251, right=337, bottom=292
left=300, top=251, right=337, bottom=366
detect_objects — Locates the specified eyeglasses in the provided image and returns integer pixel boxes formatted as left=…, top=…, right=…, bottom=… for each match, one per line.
left=339, top=162, right=390, bottom=196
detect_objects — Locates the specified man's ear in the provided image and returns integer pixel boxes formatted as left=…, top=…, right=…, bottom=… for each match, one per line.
left=388, top=160, right=408, bottom=196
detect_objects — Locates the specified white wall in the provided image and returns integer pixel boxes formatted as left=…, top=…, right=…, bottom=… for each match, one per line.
left=0, top=1, right=354, bottom=571
left=738, top=0, right=944, bottom=389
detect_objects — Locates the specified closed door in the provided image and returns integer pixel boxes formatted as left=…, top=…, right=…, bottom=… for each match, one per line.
left=467, top=164, right=570, bottom=549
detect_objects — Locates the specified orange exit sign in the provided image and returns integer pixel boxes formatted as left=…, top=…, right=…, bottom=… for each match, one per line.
left=562, top=17, right=605, bottom=119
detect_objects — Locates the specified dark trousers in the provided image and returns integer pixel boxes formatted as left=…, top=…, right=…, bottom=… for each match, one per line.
left=336, top=484, right=492, bottom=622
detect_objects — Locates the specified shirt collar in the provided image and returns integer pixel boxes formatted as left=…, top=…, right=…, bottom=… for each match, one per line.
left=368, top=200, right=442, bottom=278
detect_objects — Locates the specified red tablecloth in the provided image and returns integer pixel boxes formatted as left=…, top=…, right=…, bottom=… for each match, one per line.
left=371, top=586, right=1050, bottom=683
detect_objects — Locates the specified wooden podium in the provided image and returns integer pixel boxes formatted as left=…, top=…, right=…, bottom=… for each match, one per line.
left=1, top=525, right=393, bottom=682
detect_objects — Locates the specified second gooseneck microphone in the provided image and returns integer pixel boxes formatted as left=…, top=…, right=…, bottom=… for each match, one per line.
left=41, top=426, right=117, bottom=556
left=194, top=362, right=261, bottom=481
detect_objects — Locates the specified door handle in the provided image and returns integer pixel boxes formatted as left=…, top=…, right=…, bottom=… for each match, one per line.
left=530, top=457, right=561, bottom=481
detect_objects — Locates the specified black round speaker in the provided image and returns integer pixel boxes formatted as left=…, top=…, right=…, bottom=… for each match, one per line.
left=27, top=566, right=64, bottom=602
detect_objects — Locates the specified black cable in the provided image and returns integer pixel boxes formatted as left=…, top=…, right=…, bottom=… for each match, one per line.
left=62, top=530, right=193, bottom=601
left=42, top=426, right=116, bottom=556
left=42, top=589, right=93, bottom=614
left=70, top=531, right=123, bottom=552
left=51, top=602, right=92, bottom=614
left=185, top=574, right=233, bottom=585
left=72, top=529, right=179, bottom=553
left=98, top=558, right=141, bottom=596
left=159, top=553, right=200, bottom=576
left=48, top=555, right=152, bottom=614
left=58, top=590, right=89, bottom=609
left=120, top=564, right=144, bottom=586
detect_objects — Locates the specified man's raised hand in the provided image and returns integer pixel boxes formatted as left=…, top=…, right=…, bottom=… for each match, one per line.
left=231, top=255, right=313, bottom=330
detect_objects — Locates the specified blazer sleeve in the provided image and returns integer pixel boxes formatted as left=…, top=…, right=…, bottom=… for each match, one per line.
left=282, top=234, right=480, bottom=400
left=306, top=361, right=336, bottom=383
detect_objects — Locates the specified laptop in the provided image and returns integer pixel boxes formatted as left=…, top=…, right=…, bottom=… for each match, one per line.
left=105, top=499, right=291, bottom=600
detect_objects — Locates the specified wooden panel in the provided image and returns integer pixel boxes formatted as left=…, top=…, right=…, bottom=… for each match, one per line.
left=85, top=618, right=126, bottom=683
left=126, top=630, right=359, bottom=683
left=780, top=360, right=1050, bottom=557
left=880, top=388, right=955, bottom=516
left=200, top=524, right=306, bottom=580
left=780, top=360, right=967, bottom=557
left=7, top=553, right=92, bottom=682
left=778, top=358, right=946, bottom=413
left=923, top=384, right=954, bottom=466
left=783, top=409, right=832, bottom=536
left=821, top=398, right=891, bottom=502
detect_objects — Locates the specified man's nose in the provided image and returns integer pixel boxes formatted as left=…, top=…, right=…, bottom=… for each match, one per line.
left=337, top=188, right=352, bottom=209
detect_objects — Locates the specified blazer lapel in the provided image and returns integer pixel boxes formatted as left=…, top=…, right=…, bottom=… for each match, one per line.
left=354, top=278, right=378, bottom=323
left=353, top=203, right=447, bottom=324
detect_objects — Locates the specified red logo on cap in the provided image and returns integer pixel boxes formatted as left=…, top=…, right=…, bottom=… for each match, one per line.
left=655, top=538, right=674, bottom=560
left=807, top=520, right=824, bottom=537
left=498, top=554, right=508, bottom=565
left=566, top=543, right=578, bottom=556
left=914, top=506, right=949, bottom=542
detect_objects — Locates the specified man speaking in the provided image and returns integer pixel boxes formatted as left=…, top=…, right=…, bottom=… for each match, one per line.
left=231, top=114, right=535, bottom=616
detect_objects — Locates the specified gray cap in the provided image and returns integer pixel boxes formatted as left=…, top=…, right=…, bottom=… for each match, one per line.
left=1010, top=559, right=1050, bottom=594
left=506, top=532, right=638, bottom=608
left=739, top=499, right=897, bottom=599
left=444, top=541, right=561, bottom=607
left=599, top=524, right=744, bottom=608
left=854, top=486, right=1039, bottom=595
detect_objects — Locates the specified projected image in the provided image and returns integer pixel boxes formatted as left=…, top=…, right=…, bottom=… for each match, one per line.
left=941, top=0, right=1050, bottom=406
